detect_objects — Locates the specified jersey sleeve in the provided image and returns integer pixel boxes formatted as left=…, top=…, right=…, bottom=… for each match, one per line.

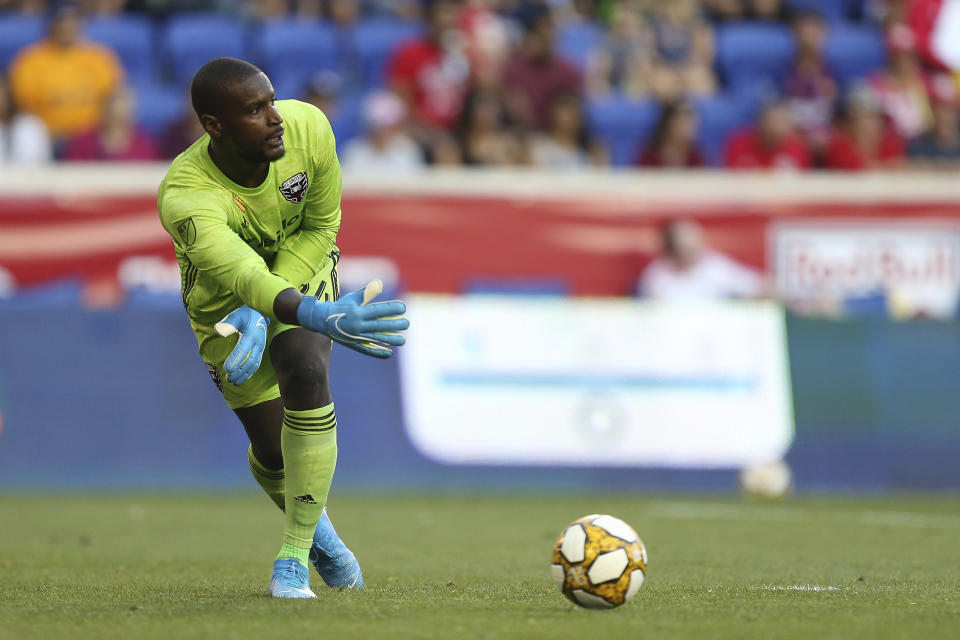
left=271, top=106, right=342, bottom=287
left=159, top=195, right=294, bottom=319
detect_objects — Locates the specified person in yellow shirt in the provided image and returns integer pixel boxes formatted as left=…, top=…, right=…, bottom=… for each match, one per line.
left=8, top=2, right=123, bottom=142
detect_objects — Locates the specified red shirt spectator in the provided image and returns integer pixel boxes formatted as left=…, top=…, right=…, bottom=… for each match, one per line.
left=65, top=128, right=157, bottom=161
left=502, top=12, right=581, bottom=130
left=63, top=87, right=159, bottom=162
left=725, top=103, right=812, bottom=170
left=387, top=0, right=470, bottom=131
left=825, top=88, right=905, bottom=170
left=825, top=128, right=905, bottom=170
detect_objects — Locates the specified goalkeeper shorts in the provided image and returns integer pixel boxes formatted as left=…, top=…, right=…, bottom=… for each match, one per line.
left=193, top=249, right=340, bottom=409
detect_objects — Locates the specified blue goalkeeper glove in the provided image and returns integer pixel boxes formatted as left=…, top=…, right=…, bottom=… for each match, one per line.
left=215, top=305, right=270, bottom=386
left=297, top=279, right=408, bottom=358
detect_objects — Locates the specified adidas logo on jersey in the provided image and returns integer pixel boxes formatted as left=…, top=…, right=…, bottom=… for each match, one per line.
left=294, top=494, right=317, bottom=505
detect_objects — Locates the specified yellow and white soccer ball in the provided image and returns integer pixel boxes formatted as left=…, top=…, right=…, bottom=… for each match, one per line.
left=551, top=514, right=648, bottom=609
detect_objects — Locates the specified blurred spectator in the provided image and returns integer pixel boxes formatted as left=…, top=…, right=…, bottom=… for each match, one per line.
left=160, top=98, right=205, bottom=159
left=907, top=74, right=960, bottom=166
left=783, top=10, right=839, bottom=150
left=301, top=71, right=341, bottom=116
left=825, top=87, right=905, bottom=170
left=458, top=87, right=527, bottom=166
left=0, top=74, right=52, bottom=166
left=584, top=1, right=656, bottom=97
left=530, top=92, right=606, bottom=168
left=0, top=0, right=45, bottom=13
left=702, top=0, right=788, bottom=22
left=868, top=24, right=932, bottom=141
left=341, top=90, right=425, bottom=174
left=647, top=0, right=717, bottom=100
left=243, top=0, right=290, bottom=20
left=8, top=3, right=124, bottom=144
left=503, top=10, right=581, bottom=130
left=639, top=220, right=767, bottom=300
left=64, top=86, right=160, bottom=161
left=637, top=100, right=704, bottom=168
left=294, top=0, right=323, bottom=18
left=0, top=264, right=14, bottom=297
left=79, top=0, right=125, bottom=14
left=387, top=0, right=471, bottom=133
left=365, top=0, right=422, bottom=19
left=725, top=101, right=812, bottom=170
left=459, top=0, right=512, bottom=87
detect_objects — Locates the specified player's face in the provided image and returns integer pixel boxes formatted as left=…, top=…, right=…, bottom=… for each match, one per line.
left=220, top=73, right=285, bottom=164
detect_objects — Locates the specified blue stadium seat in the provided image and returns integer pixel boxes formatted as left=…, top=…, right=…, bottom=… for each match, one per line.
left=85, top=15, right=155, bottom=85
left=587, top=94, right=660, bottom=167
left=135, top=83, right=186, bottom=136
left=253, top=19, right=338, bottom=84
left=353, top=17, right=423, bottom=89
left=716, top=23, right=796, bottom=90
left=825, top=24, right=887, bottom=87
left=160, top=13, right=246, bottom=85
left=694, top=95, right=753, bottom=167
left=783, top=0, right=849, bottom=21
left=328, top=91, right=363, bottom=151
left=0, top=14, right=44, bottom=71
left=555, top=20, right=605, bottom=70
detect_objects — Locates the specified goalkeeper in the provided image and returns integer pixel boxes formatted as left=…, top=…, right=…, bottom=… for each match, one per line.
left=157, top=57, right=408, bottom=599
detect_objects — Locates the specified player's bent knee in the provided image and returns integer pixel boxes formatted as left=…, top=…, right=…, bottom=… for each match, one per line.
left=277, top=361, right=331, bottom=407
left=270, top=328, right=333, bottom=407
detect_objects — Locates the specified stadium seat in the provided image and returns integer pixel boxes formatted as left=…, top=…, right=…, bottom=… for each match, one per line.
left=694, top=95, right=754, bottom=167
left=135, top=83, right=186, bottom=136
left=0, top=14, right=44, bottom=71
left=85, top=15, right=155, bottom=85
left=586, top=94, right=660, bottom=167
left=825, top=24, right=887, bottom=87
left=555, top=20, right=605, bottom=70
left=783, top=0, right=849, bottom=21
left=716, top=23, right=796, bottom=91
left=253, top=19, right=338, bottom=84
left=353, top=17, right=423, bottom=89
left=160, top=13, right=246, bottom=85
left=329, top=91, right=363, bottom=151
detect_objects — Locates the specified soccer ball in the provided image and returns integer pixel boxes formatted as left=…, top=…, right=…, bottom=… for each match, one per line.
left=551, top=514, right=648, bottom=609
left=739, top=460, right=793, bottom=500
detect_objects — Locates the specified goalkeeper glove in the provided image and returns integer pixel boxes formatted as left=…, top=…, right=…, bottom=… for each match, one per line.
left=215, top=305, right=270, bottom=386
left=297, top=279, right=408, bottom=358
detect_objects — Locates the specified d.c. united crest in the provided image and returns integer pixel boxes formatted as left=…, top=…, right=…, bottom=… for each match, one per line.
left=279, top=172, right=309, bottom=204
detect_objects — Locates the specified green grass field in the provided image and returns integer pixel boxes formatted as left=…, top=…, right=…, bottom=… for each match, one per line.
left=1, top=493, right=958, bottom=640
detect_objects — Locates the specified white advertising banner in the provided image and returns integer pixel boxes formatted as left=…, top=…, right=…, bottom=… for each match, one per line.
left=772, top=222, right=960, bottom=318
left=399, top=296, right=794, bottom=469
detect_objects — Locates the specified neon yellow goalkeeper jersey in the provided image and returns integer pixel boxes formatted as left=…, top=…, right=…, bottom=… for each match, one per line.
left=157, top=99, right=342, bottom=329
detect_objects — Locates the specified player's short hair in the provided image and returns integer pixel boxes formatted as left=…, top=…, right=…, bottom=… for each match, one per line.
left=191, top=57, right=264, bottom=119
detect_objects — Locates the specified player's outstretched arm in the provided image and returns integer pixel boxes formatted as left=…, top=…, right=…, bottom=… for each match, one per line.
left=215, top=306, right=270, bottom=385
left=276, top=279, right=409, bottom=359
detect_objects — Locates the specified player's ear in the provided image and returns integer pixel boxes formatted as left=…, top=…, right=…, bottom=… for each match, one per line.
left=199, top=114, right=221, bottom=138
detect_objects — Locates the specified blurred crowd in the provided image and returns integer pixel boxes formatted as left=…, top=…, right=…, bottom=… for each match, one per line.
left=1, top=0, right=958, bottom=171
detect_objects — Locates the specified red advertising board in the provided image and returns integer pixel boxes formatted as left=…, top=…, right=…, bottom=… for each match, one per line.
left=2, top=169, right=960, bottom=298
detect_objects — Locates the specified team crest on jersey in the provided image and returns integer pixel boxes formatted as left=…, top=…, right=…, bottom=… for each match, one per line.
left=279, top=172, right=309, bottom=204
left=176, top=217, right=197, bottom=246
